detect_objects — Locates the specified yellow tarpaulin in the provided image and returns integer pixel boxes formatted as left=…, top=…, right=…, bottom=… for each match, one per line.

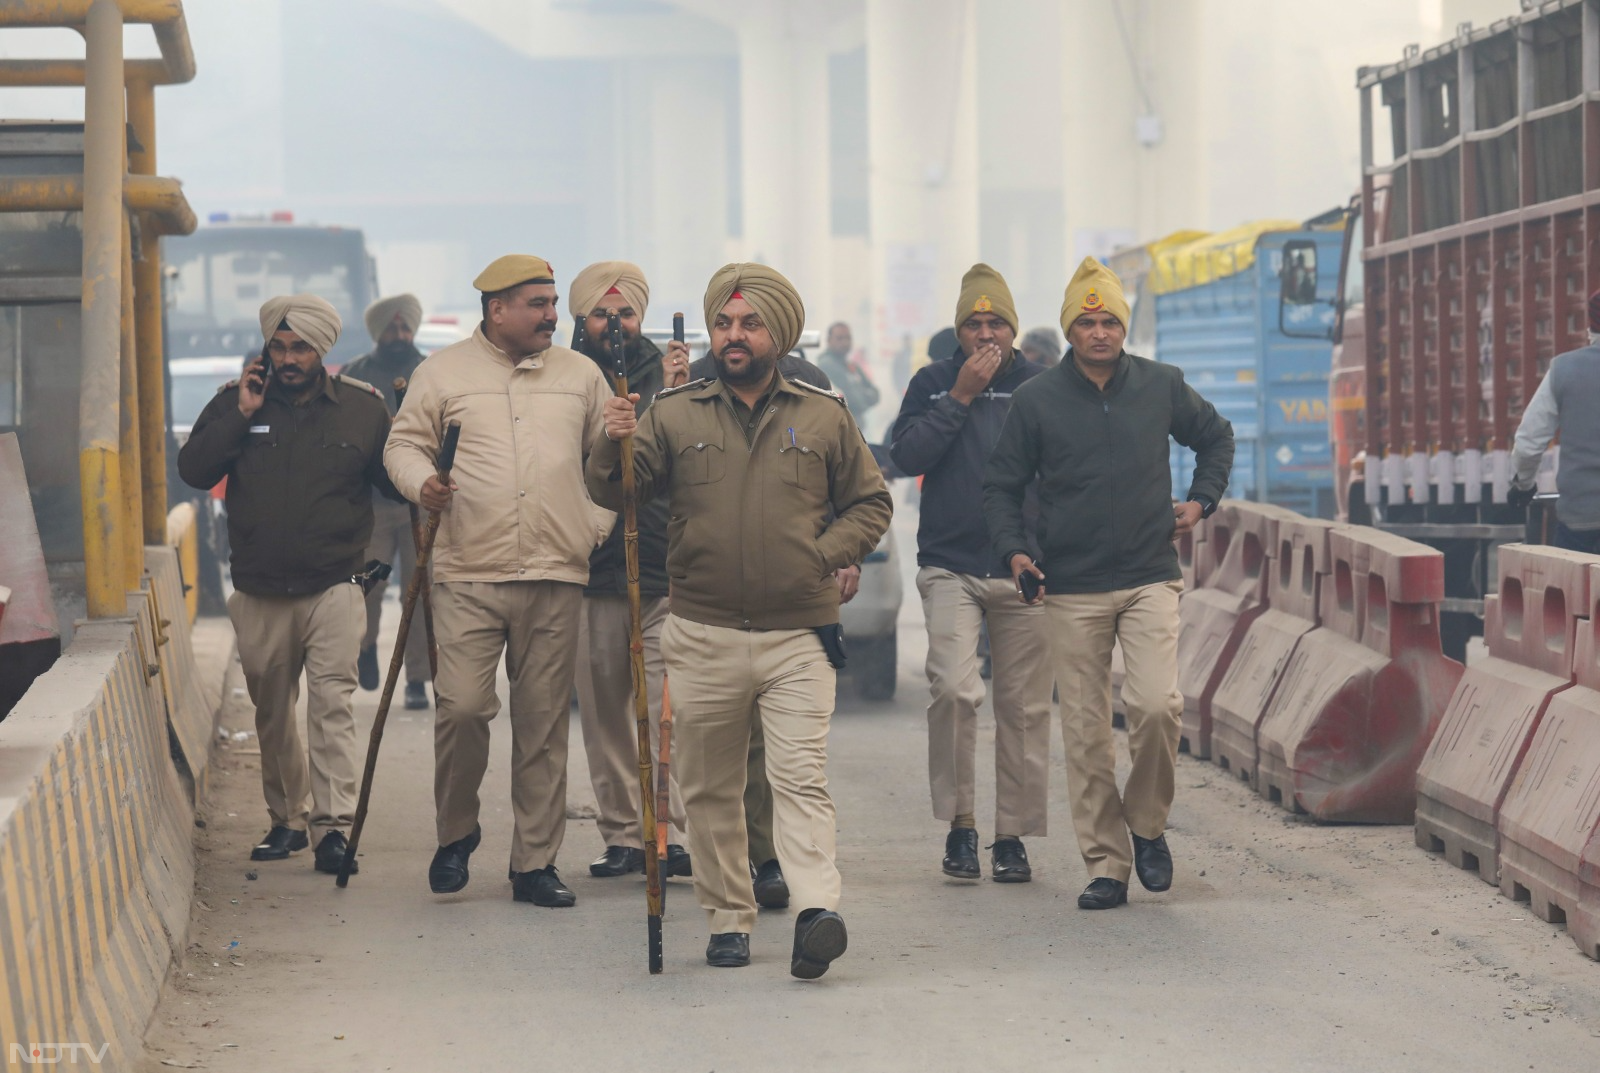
left=1147, top=220, right=1302, bottom=295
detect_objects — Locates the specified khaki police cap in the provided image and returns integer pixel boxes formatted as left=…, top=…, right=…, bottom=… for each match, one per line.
left=473, top=255, right=556, bottom=293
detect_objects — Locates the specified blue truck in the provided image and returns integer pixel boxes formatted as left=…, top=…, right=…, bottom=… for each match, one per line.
left=1113, top=218, right=1345, bottom=519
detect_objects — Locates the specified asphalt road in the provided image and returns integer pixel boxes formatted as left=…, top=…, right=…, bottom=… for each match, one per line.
left=139, top=506, right=1600, bottom=1072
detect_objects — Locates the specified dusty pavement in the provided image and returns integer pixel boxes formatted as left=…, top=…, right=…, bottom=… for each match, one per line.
left=138, top=512, right=1600, bottom=1072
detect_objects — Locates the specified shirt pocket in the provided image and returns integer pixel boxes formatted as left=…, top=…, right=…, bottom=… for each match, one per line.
left=778, top=434, right=827, bottom=490
left=674, top=434, right=726, bottom=485
left=318, top=433, right=366, bottom=482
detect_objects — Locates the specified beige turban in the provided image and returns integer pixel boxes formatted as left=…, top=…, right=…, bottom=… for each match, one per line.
left=569, top=261, right=650, bottom=324
left=259, top=294, right=342, bottom=357
left=364, top=293, right=423, bottom=342
left=703, top=263, right=805, bottom=358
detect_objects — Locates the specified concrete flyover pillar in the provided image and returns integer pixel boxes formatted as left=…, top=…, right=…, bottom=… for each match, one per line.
left=733, top=0, right=833, bottom=318
left=866, top=0, right=980, bottom=395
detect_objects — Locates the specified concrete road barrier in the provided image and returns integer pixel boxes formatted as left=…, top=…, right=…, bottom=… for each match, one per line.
left=1415, top=544, right=1592, bottom=883
left=1497, top=562, right=1600, bottom=952
left=1175, top=501, right=1292, bottom=758
left=1210, top=515, right=1339, bottom=785
left=1256, top=526, right=1462, bottom=823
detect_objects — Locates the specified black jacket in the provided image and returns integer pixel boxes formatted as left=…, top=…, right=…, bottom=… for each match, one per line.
left=983, top=351, right=1233, bottom=594
left=890, top=348, right=1044, bottom=577
left=583, top=335, right=670, bottom=598
left=177, top=373, right=400, bottom=597
left=340, top=343, right=425, bottom=414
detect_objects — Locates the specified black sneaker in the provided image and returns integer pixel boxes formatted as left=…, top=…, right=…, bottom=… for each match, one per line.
left=751, top=858, right=790, bottom=909
left=790, top=909, right=848, bottom=979
left=404, top=681, right=429, bottom=710
left=511, top=866, right=576, bottom=907
left=357, top=645, right=379, bottom=691
left=942, top=827, right=980, bottom=879
left=250, top=825, right=308, bottom=861
left=313, top=831, right=355, bottom=875
left=989, top=838, right=1031, bottom=883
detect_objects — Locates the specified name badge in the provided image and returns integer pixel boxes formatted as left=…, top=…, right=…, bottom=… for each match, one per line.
left=249, top=425, right=271, bottom=433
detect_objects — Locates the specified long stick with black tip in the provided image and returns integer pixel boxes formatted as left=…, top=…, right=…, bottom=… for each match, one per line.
left=610, top=310, right=664, bottom=972
left=655, top=313, right=686, bottom=867
left=338, top=420, right=461, bottom=888
left=392, top=378, right=438, bottom=678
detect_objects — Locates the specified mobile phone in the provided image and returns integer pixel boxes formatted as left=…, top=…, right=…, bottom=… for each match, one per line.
left=248, top=352, right=272, bottom=388
left=1019, top=567, right=1043, bottom=602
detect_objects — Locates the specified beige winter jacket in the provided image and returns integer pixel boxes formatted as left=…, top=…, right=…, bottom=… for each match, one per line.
left=385, top=326, right=614, bottom=585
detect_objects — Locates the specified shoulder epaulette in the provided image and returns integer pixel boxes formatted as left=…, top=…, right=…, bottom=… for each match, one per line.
left=793, top=379, right=847, bottom=405
left=656, top=377, right=711, bottom=399
left=334, top=373, right=384, bottom=399
left=216, top=379, right=240, bottom=394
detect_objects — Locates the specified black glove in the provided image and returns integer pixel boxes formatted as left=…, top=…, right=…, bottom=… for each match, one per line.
left=1507, top=484, right=1537, bottom=509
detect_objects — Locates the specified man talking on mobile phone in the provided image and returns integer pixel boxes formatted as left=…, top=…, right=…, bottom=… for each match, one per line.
left=178, top=294, right=400, bottom=877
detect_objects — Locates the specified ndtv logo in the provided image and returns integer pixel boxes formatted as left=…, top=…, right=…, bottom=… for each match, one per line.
left=9, top=1044, right=110, bottom=1065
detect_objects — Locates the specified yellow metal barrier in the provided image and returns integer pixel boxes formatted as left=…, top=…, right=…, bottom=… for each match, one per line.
left=164, top=501, right=198, bottom=625
left=0, top=0, right=197, bottom=617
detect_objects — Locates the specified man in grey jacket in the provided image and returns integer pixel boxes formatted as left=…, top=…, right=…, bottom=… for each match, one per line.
left=1509, top=290, right=1600, bottom=551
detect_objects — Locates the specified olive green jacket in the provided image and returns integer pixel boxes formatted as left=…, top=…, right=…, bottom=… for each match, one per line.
left=585, top=374, right=894, bottom=630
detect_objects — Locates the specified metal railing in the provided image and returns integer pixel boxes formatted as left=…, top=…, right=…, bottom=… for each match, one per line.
left=0, top=0, right=197, bottom=617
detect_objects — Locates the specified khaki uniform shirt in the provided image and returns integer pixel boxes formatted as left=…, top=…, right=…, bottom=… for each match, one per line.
left=385, top=326, right=614, bottom=586
left=585, top=374, right=894, bottom=630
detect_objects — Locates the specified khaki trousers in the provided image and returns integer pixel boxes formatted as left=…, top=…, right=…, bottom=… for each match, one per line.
left=1048, top=580, right=1184, bottom=883
left=744, top=723, right=777, bottom=866
left=361, top=496, right=431, bottom=683
left=575, top=594, right=685, bottom=848
left=661, top=615, right=839, bottom=935
left=916, top=567, right=1054, bottom=836
left=227, top=584, right=363, bottom=845
left=432, top=580, right=582, bottom=873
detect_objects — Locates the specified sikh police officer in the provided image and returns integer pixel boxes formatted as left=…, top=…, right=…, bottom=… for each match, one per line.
left=566, top=259, right=692, bottom=878
left=587, top=264, right=892, bottom=977
left=178, top=294, right=398, bottom=876
left=341, top=293, right=432, bottom=708
left=386, top=255, right=614, bottom=907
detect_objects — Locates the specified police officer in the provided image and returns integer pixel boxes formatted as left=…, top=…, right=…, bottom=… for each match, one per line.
left=587, top=263, right=893, bottom=977
left=386, top=255, right=614, bottom=908
left=178, top=294, right=399, bottom=876
left=566, top=260, right=692, bottom=879
left=341, top=293, right=432, bottom=708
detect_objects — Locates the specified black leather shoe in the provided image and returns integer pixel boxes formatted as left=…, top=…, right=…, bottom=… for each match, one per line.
left=1077, top=877, right=1129, bottom=910
left=942, top=827, right=980, bottom=879
left=313, top=831, right=355, bottom=875
left=358, top=645, right=379, bottom=691
left=428, top=825, right=481, bottom=894
left=404, top=681, right=429, bottom=710
left=511, top=866, right=576, bottom=907
left=791, top=909, right=848, bottom=979
left=989, top=838, right=1031, bottom=883
left=1132, top=832, right=1173, bottom=892
left=752, top=858, right=790, bottom=909
left=706, top=932, right=750, bottom=967
left=589, top=845, right=645, bottom=877
left=665, top=843, right=693, bottom=878
left=250, top=825, right=308, bottom=861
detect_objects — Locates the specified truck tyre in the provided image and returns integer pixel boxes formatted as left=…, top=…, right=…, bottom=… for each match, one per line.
left=855, top=632, right=897, bottom=701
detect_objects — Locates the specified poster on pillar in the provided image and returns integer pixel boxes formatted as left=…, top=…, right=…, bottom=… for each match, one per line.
left=878, top=242, right=938, bottom=392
